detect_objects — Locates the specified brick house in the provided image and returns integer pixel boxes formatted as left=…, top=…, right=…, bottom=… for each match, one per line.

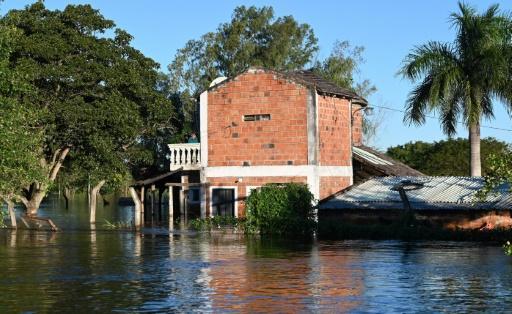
left=167, top=67, right=369, bottom=219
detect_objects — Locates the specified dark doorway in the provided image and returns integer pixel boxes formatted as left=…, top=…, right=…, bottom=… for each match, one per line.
left=211, top=188, right=235, bottom=217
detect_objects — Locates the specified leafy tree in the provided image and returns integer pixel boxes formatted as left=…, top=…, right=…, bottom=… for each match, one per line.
left=386, top=137, right=511, bottom=176
left=399, top=2, right=512, bottom=176
left=478, top=153, right=512, bottom=199
left=312, top=40, right=379, bottom=145
left=168, top=5, right=318, bottom=137
left=2, top=3, right=175, bottom=216
left=245, top=183, right=316, bottom=236
left=0, top=25, right=44, bottom=226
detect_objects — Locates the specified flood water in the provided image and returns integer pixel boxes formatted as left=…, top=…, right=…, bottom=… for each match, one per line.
left=1, top=196, right=511, bottom=313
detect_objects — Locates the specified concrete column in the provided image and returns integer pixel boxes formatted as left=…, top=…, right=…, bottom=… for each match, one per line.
left=168, top=186, right=174, bottom=231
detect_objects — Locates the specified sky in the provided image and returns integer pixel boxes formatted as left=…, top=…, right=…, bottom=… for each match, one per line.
left=2, top=0, right=512, bottom=150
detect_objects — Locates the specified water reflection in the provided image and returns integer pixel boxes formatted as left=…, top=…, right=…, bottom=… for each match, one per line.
left=1, top=215, right=512, bottom=312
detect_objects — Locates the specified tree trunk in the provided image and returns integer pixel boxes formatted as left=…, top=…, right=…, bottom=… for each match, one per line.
left=469, top=121, right=482, bottom=177
left=20, top=147, right=70, bottom=216
left=89, top=180, right=106, bottom=224
left=129, top=187, right=142, bottom=230
left=25, top=187, right=47, bottom=217
left=63, top=187, right=72, bottom=210
left=6, top=200, right=16, bottom=229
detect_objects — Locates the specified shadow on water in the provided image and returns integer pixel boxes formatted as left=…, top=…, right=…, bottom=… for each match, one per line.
left=1, top=197, right=512, bottom=312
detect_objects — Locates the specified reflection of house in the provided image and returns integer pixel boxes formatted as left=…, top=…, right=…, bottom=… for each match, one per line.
left=319, top=176, right=512, bottom=229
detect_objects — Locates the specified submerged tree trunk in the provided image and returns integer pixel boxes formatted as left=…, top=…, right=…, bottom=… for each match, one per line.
left=20, top=147, right=70, bottom=216
left=89, top=180, right=106, bottom=224
left=469, top=122, right=481, bottom=177
left=6, top=200, right=16, bottom=229
left=63, top=187, right=73, bottom=210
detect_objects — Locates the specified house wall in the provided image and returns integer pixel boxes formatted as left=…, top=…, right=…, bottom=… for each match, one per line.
left=351, top=104, right=363, bottom=147
left=207, top=69, right=309, bottom=167
left=317, top=95, right=352, bottom=166
left=200, top=68, right=356, bottom=218
left=316, top=94, right=353, bottom=199
left=205, top=176, right=308, bottom=217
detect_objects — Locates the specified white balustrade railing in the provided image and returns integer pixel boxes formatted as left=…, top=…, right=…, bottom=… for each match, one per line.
left=168, top=143, right=201, bottom=170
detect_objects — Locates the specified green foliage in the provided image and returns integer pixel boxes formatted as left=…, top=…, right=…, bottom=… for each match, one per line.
left=311, top=40, right=378, bottom=144
left=0, top=207, right=6, bottom=228
left=504, top=241, right=512, bottom=256
left=387, top=137, right=511, bottom=176
left=477, top=153, right=512, bottom=198
left=245, top=183, right=316, bottom=236
left=189, top=216, right=246, bottom=232
left=1, top=3, right=176, bottom=206
left=312, top=40, right=376, bottom=98
left=400, top=2, right=512, bottom=134
left=169, top=5, right=318, bottom=95
left=0, top=23, right=45, bottom=202
left=399, top=2, right=512, bottom=175
left=168, top=5, right=318, bottom=135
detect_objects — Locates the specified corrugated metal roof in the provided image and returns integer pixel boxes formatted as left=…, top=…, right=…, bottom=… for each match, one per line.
left=353, top=146, right=393, bottom=165
left=320, top=176, right=512, bottom=211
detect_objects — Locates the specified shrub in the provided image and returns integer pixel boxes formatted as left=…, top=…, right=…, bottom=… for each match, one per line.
left=245, top=183, right=316, bottom=236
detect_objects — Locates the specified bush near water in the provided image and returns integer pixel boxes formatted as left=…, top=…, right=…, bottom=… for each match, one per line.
left=245, top=183, right=316, bottom=236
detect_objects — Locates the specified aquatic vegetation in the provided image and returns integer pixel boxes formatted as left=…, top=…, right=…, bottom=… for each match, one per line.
left=102, top=220, right=133, bottom=230
left=504, top=241, right=512, bottom=256
left=0, top=208, right=6, bottom=228
left=189, top=216, right=246, bottom=232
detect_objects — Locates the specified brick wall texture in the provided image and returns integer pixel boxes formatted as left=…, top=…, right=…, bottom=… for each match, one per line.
left=208, top=70, right=309, bottom=167
left=317, top=95, right=352, bottom=166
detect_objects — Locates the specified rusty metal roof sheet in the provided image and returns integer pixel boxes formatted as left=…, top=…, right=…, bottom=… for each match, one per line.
left=320, top=176, right=511, bottom=211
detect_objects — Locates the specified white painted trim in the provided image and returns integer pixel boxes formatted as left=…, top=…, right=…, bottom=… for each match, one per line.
left=246, top=186, right=261, bottom=196
left=209, top=186, right=239, bottom=218
left=204, top=165, right=352, bottom=178
left=199, top=91, right=208, bottom=168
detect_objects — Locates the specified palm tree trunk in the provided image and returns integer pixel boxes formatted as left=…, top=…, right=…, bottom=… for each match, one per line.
left=469, top=121, right=481, bottom=177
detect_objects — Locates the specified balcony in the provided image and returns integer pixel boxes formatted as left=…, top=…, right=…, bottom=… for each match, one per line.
left=168, top=143, right=201, bottom=170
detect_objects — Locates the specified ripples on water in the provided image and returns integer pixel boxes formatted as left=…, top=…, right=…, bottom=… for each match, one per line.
left=0, top=198, right=511, bottom=312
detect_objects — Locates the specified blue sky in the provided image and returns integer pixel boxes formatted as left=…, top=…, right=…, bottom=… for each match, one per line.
left=2, top=0, right=511, bottom=149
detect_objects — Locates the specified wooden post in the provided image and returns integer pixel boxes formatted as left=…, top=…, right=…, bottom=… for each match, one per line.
left=150, top=185, right=155, bottom=225
left=129, top=187, right=142, bottom=229
left=140, top=186, right=145, bottom=227
left=180, top=175, right=189, bottom=223
left=158, top=188, right=163, bottom=222
left=168, top=186, right=174, bottom=231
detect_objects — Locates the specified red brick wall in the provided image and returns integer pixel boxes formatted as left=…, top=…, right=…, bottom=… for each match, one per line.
left=207, top=70, right=309, bottom=167
left=351, top=104, right=363, bottom=146
left=206, top=176, right=308, bottom=217
left=317, top=95, right=351, bottom=166
left=319, top=176, right=351, bottom=200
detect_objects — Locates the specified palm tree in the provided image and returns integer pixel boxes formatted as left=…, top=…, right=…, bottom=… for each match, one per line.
left=400, top=2, right=512, bottom=176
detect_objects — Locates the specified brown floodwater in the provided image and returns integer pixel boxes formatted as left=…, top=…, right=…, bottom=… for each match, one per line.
left=0, top=196, right=511, bottom=313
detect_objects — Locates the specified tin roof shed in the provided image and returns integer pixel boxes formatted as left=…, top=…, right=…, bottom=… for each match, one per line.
left=320, top=176, right=512, bottom=211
